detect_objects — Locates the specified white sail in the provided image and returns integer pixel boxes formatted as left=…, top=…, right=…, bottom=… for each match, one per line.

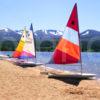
left=20, top=24, right=36, bottom=59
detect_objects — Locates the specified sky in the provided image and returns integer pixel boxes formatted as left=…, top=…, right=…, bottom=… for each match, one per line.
left=0, top=0, right=100, bottom=32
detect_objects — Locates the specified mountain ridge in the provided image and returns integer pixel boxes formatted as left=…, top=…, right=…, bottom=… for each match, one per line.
left=0, top=28, right=100, bottom=51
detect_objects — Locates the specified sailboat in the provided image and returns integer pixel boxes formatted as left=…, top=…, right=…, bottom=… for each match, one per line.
left=48, top=3, right=95, bottom=79
left=12, top=24, right=40, bottom=66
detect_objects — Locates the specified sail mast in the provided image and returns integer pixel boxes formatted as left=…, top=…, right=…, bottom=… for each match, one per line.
left=30, top=23, right=36, bottom=58
left=75, top=3, right=83, bottom=75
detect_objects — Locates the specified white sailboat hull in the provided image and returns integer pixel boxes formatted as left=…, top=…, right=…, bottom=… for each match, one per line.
left=48, top=71, right=96, bottom=79
left=15, top=60, right=43, bottom=67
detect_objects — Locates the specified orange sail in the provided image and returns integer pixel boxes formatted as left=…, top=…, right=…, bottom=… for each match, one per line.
left=50, top=3, right=80, bottom=64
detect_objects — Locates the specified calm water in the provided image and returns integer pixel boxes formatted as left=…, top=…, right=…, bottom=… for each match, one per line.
left=0, top=51, right=100, bottom=78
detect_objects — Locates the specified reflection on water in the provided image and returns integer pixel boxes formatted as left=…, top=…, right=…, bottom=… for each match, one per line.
left=0, top=51, right=100, bottom=78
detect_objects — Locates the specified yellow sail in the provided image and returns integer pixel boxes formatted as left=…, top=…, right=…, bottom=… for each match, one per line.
left=12, top=28, right=26, bottom=58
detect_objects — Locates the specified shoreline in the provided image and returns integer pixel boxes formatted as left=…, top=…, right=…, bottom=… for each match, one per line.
left=0, top=60, right=100, bottom=100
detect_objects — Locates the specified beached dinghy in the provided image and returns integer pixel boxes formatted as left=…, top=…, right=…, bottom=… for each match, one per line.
left=48, top=3, right=95, bottom=79
left=12, top=24, right=42, bottom=67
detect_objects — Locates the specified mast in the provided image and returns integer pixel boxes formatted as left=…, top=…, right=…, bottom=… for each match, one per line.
left=30, top=23, right=37, bottom=61
left=76, top=3, right=83, bottom=75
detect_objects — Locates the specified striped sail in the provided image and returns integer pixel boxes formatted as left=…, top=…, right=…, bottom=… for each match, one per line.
left=19, top=24, right=36, bottom=59
left=50, top=3, right=80, bottom=64
left=12, top=28, right=26, bottom=58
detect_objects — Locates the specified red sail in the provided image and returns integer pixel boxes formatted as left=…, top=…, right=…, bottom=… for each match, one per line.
left=51, top=3, right=80, bottom=64
left=67, top=3, right=79, bottom=32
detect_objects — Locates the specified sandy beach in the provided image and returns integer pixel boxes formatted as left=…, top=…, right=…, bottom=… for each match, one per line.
left=0, top=60, right=100, bottom=100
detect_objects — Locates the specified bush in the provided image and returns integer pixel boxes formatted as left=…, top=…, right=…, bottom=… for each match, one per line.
left=1, top=40, right=15, bottom=51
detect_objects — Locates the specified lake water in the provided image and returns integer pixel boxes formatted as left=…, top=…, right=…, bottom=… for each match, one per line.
left=0, top=51, right=100, bottom=78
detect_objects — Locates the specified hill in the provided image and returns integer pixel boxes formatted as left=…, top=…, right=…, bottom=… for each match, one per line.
left=0, top=28, right=20, bottom=51
left=80, top=29, right=100, bottom=51
left=0, top=28, right=100, bottom=51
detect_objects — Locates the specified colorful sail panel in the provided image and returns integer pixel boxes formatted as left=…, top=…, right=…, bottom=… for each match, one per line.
left=67, top=4, right=79, bottom=32
left=50, top=3, right=80, bottom=64
left=12, top=28, right=26, bottom=58
left=19, top=24, right=36, bottom=59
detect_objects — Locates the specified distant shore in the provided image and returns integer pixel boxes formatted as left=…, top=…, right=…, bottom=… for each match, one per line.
left=0, top=60, right=100, bottom=100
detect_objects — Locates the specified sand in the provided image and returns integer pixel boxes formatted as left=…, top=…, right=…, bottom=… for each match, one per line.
left=0, top=60, right=100, bottom=100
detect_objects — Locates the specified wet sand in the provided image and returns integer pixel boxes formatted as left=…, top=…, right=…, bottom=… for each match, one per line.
left=0, top=60, right=100, bottom=100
